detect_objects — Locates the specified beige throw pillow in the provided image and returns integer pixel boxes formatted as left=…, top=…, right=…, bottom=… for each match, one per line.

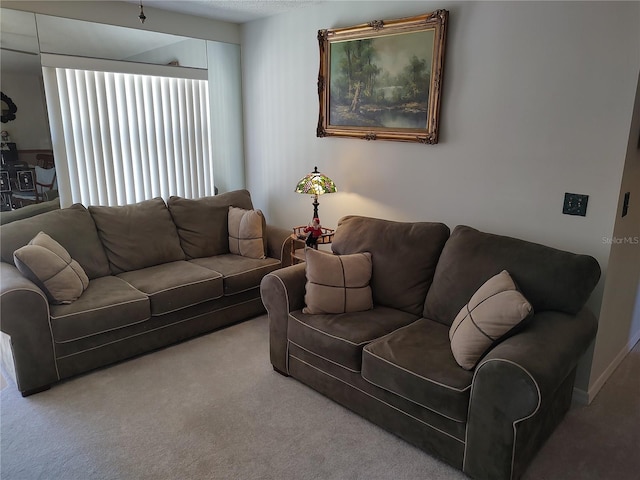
left=13, top=232, right=89, bottom=304
left=449, top=270, right=532, bottom=370
left=228, top=206, right=266, bottom=259
left=303, top=248, right=373, bottom=314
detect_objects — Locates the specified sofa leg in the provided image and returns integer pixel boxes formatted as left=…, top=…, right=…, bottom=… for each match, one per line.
left=273, top=365, right=289, bottom=377
left=21, top=384, right=51, bottom=397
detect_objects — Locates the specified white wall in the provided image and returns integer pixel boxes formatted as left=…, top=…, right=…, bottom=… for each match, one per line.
left=0, top=72, right=51, bottom=149
left=587, top=70, right=640, bottom=399
left=241, top=1, right=640, bottom=396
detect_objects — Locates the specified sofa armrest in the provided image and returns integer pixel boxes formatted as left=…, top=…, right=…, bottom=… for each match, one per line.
left=0, top=262, right=58, bottom=396
left=265, top=225, right=294, bottom=264
left=260, top=263, right=307, bottom=373
left=464, top=308, right=598, bottom=480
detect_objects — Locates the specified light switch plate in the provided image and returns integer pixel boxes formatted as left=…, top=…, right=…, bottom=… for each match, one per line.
left=622, top=192, right=630, bottom=217
left=563, top=193, right=589, bottom=216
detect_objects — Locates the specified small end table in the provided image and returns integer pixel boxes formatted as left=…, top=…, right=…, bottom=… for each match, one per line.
left=290, top=226, right=335, bottom=264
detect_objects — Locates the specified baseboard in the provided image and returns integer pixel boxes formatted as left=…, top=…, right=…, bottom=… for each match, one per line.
left=571, top=386, right=589, bottom=405
left=575, top=329, right=640, bottom=404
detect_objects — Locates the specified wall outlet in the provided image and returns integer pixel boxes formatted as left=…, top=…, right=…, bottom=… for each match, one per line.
left=563, top=193, right=589, bottom=216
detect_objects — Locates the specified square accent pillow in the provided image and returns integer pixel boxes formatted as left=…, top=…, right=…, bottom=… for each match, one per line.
left=449, top=270, right=533, bottom=370
left=228, top=206, right=266, bottom=259
left=13, top=232, right=89, bottom=304
left=303, top=248, right=373, bottom=314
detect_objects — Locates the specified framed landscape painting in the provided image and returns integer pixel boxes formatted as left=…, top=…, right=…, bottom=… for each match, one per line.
left=317, top=11, right=448, bottom=144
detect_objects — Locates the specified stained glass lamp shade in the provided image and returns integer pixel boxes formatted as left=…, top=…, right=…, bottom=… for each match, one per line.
left=295, top=166, right=337, bottom=219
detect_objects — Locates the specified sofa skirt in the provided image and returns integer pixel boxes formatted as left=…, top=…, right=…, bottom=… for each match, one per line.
left=55, top=294, right=265, bottom=380
left=287, top=341, right=466, bottom=469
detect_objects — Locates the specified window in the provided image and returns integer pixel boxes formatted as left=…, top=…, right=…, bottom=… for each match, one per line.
left=42, top=55, right=213, bottom=206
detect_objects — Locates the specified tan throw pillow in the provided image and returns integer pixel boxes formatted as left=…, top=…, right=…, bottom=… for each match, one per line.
left=13, top=232, right=89, bottom=304
left=449, top=270, right=533, bottom=370
left=303, top=248, right=373, bottom=314
left=228, top=206, right=266, bottom=259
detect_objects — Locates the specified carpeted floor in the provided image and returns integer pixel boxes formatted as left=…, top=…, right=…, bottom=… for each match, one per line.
left=1, top=315, right=638, bottom=480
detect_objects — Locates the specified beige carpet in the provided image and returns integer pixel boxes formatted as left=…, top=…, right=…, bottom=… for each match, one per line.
left=525, top=339, right=640, bottom=480
left=1, top=315, right=638, bottom=479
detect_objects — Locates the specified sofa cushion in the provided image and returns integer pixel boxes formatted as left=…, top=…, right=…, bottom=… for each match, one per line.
left=302, top=248, right=373, bottom=314
left=423, top=225, right=601, bottom=326
left=167, top=190, right=256, bottom=259
left=168, top=200, right=228, bottom=258
left=89, top=198, right=185, bottom=274
left=190, top=254, right=281, bottom=295
left=49, top=276, right=150, bottom=343
left=228, top=206, right=266, bottom=259
left=288, top=306, right=419, bottom=372
left=117, top=261, right=224, bottom=315
left=0, top=203, right=110, bottom=279
left=14, top=232, right=89, bottom=304
left=331, top=216, right=450, bottom=316
left=450, top=270, right=533, bottom=370
left=362, top=318, right=473, bottom=423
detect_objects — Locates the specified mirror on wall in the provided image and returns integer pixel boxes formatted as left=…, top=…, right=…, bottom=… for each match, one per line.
left=1, top=92, right=18, bottom=123
left=36, top=14, right=207, bottom=69
left=0, top=8, right=209, bottom=159
left=0, top=8, right=209, bottom=209
left=0, top=8, right=207, bottom=143
left=1, top=8, right=39, bottom=124
left=0, top=9, right=40, bottom=69
left=0, top=9, right=46, bottom=151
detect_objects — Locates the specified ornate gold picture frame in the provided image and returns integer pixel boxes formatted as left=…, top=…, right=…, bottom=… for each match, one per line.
left=317, top=10, right=448, bottom=144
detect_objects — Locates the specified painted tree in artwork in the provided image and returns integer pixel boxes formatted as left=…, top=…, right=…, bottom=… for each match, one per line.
left=337, top=39, right=380, bottom=112
left=397, top=55, right=430, bottom=102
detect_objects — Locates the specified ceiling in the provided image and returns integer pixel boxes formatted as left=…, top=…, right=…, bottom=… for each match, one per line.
left=122, top=0, right=321, bottom=24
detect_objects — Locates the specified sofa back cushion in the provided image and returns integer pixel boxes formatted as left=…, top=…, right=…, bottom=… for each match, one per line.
left=89, top=198, right=185, bottom=274
left=423, top=225, right=601, bottom=326
left=0, top=203, right=110, bottom=279
left=331, top=216, right=450, bottom=316
left=167, top=189, right=255, bottom=259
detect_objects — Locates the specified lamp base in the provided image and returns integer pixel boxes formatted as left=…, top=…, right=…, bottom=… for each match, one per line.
left=312, top=194, right=319, bottom=220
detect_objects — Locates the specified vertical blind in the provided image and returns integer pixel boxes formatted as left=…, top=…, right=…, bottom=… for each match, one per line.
left=43, top=61, right=213, bottom=207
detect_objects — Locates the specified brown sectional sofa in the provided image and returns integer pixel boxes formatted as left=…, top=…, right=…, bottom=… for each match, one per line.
left=0, top=189, right=291, bottom=396
left=260, top=215, right=601, bottom=480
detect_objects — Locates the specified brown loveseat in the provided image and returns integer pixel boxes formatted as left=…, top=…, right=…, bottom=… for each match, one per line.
left=260, top=215, right=601, bottom=480
left=0, top=189, right=291, bottom=396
